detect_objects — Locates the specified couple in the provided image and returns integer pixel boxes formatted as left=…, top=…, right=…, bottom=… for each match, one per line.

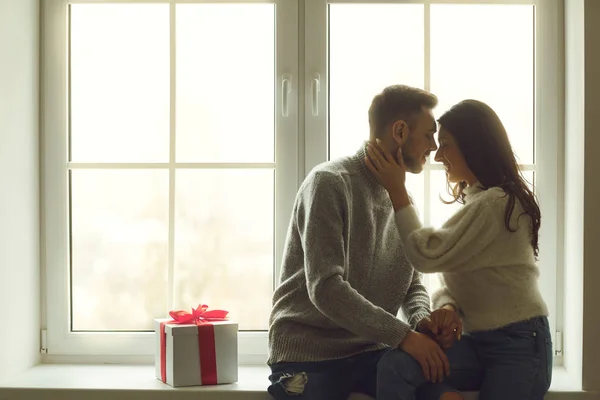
left=266, top=85, right=552, bottom=400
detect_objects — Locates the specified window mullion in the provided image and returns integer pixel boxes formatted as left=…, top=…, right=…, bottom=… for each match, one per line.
left=274, top=0, right=300, bottom=289
left=167, top=0, right=176, bottom=314
left=423, top=1, right=431, bottom=227
left=304, top=0, right=328, bottom=176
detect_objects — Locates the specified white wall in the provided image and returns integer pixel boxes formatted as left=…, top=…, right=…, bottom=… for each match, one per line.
left=564, top=0, right=600, bottom=394
left=0, top=0, right=41, bottom=384
left=582, top=0, right=600, bottom=393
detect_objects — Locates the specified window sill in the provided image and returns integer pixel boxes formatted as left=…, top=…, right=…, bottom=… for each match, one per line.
left=0, top=364, right=591, bottom=400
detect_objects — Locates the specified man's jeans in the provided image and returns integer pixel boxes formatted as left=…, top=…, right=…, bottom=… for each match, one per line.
left=418, top=316, right=553, bottom=400
left=267, top=348, right=457, bottom=400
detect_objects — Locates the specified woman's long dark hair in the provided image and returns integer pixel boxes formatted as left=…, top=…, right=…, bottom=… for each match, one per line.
left=438, top=100, right=541, bottom=258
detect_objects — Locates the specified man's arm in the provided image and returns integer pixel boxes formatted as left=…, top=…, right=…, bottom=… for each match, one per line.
left=428, top=288, right=462, bottom=348
left=297, top=171, right=451, bottom=383
left=404, top=273, right=459, bottom=345
left=297, top=171, right=411, bottom=348
left=402, top=270, right=431, bottom=330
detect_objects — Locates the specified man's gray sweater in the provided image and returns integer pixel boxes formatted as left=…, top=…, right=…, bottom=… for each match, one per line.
left=267, top=144, right=431, bottom=364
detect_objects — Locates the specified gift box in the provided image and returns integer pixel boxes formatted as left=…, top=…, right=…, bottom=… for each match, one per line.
left=154, top=304, right=239, bottom=387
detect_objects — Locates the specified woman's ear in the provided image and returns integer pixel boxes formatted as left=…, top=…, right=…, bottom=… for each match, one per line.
left=392, top=120, right=407, bottom=145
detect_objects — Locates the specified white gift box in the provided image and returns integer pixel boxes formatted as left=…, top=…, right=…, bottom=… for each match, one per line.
left=154, top=318, right=239, bottom=387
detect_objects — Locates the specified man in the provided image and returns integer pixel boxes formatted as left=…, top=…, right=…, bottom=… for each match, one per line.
left=267, top=85, right=462, bottom=400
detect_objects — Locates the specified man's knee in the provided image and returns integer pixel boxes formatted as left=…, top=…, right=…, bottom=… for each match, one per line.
left=268, top=367, right=351, bottom=400
left=377, top=349, right=423, bottom=384
left=269, top=372, right=308, bottom=396
left=440, top=392, right=463, bottom=400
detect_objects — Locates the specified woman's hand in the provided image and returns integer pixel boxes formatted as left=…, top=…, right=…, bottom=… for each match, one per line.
left=365, top=139, right=406, bottom=190
left=365, top=139, right=411, bottom=211
left=428, top=307, right=463, bottom=350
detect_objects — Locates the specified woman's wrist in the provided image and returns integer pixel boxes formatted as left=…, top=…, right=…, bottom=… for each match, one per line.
left=441, top=304, right=458, bottom=313
left=388, top=185, right=411, bottom=211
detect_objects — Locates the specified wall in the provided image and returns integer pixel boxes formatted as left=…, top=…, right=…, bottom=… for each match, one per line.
left=0, top=0, right=41, bottom=384
left=564, top=0, right=600, bottom=393
left=582, top=0, right=600, bottom=393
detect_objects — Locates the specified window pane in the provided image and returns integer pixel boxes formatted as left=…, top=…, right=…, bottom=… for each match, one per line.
left=176, top=4, right=275, bottom=163
left=406, top=172, right=425, bottom=215
left=70, top=4, right=170, bottom=162
left=423, top=273, right=443, bottom=302
left=71, top=170, right=169, bottom=331
left=430, top=5, right=534, bottom=164
left=522, top=170, right=535, bottom=193
left=429, top=170, right=463, bottom=229
left=329, top=4, right=424, bottom=160
left=174, top=169, right=274, bottom=330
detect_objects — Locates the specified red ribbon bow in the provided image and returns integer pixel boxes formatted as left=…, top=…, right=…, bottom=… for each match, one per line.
left=160, top=304, right=229, bottom=385
left=168, top=304, right=229, bottom=325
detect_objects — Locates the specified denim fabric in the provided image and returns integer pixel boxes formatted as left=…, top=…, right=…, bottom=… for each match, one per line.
left=268, top=348, right=457, bottom=400
left=418, top=316, right=553, bottom=400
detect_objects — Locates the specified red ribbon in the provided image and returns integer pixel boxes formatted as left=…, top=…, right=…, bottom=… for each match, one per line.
left=160, top=304, right=229, bottom=385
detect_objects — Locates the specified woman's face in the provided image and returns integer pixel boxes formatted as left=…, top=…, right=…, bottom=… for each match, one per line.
left=434, top=126, right=478, bottom=185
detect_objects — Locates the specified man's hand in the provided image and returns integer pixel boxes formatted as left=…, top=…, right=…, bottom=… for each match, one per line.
left=416, top=316, right=436, bottom=335
left=417, top=316, right=455, bottom=350
left=399, top=330, right=450, bottom=383
left=429, top=307, right=462, bottom=349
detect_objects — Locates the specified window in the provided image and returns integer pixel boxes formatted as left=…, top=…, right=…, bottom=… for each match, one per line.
left=325, top=2, right=537, bottom=296
left=43, top=0, right=562, bottom=363
left=305, top=0, right=563, bottom=362
left=42, top=0, right=298, bottom=360
left=69, top=2, right=280, bottom=331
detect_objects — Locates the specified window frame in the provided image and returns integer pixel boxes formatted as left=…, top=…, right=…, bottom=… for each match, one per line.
left=304, top=0, right=564, bottom=365
left=41, top=0, right=299, bottom=362
left=42, top=0, right=564, bottom=365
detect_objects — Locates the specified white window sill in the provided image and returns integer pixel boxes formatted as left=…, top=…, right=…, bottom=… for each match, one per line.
left=0, top=364, right=589, bottom=400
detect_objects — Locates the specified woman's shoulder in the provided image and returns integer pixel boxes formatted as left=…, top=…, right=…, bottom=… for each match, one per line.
left=470, top=186, right=512, bottom=221
left=482, top=186, right=508, bottom=200
left=477, top=186, right=531, bottom=221
left=469, top=186, right=508, bottom=208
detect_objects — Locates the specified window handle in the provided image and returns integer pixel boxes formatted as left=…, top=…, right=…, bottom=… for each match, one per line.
left=281, top=73, right=292, bottom=117
left=311, top=73, right=320, bottom=116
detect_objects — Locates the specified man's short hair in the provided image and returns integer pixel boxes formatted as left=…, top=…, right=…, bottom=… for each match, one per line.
left=368, top=85, right=438, bottom=138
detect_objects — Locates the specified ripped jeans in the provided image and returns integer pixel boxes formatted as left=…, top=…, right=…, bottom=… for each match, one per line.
left=267, top=348, right=458, bottom=400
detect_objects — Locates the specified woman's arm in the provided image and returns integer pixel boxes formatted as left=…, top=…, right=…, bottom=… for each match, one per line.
left=365, top=140, right=504, bottom=274
left=431, top=287, right=460, bottom=314
left=394, top=200, right=501, bottom=273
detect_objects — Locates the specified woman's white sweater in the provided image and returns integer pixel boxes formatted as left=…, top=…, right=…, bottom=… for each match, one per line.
left=395, top=184, right=548, bottom=333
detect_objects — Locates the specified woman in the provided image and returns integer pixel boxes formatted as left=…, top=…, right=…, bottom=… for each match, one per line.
left=365, top=99, right=552, bottom=400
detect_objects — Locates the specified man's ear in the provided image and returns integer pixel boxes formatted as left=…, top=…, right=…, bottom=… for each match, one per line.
left=392, top=120, right=408, bottom=145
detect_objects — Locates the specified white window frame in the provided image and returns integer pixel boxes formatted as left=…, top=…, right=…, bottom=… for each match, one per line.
left=42, top=0, right=564, bottom=365
left=41, top=0, right=299, bottom=363
left=304, top=0, right=564, bottom=365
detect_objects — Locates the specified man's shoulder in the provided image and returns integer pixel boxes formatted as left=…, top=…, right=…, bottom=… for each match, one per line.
left=313, top=155, right=354, bottom=174
left=302, top=158, right=353, bottom=189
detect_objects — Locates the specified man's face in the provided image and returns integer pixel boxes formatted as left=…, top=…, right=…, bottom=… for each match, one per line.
left=399, top=108, right=438, bottom=173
